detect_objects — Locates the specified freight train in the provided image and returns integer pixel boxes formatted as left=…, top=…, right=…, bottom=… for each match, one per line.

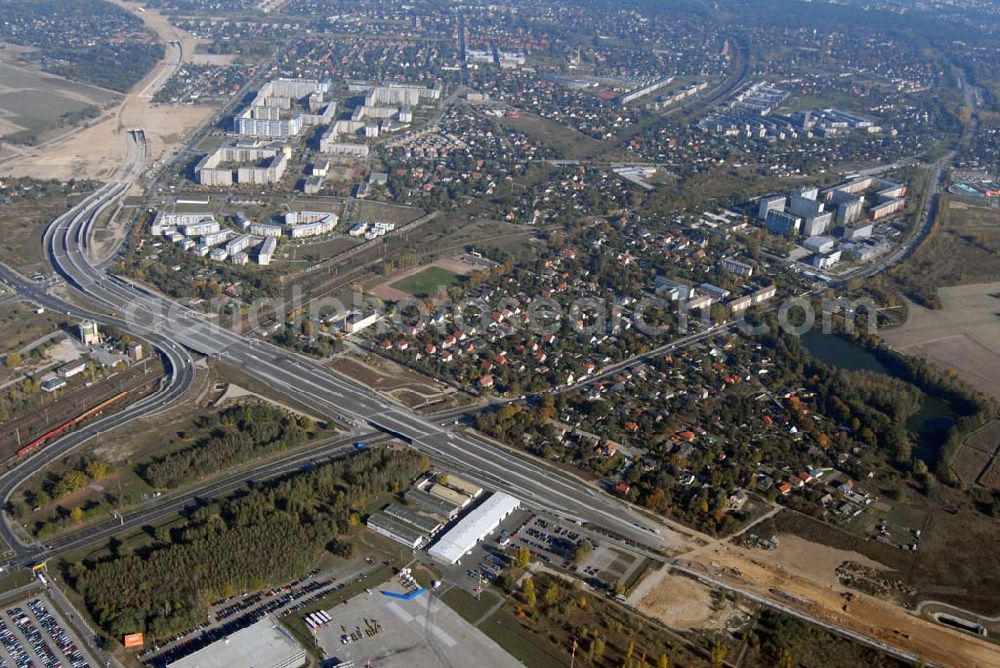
left=15, top=391, right=128, bottom=458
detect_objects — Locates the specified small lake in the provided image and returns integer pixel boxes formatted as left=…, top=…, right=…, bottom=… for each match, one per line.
left=800, top=330, right=956, bottom=462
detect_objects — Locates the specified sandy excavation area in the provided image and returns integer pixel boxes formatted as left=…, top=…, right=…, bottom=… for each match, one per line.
left=631, top=568, right=736, bottom=630
left=882, top=282, right=1000, bottom=398
left=676, top=539, right=1000, bottom=668
left=0, top=0, right=216, bottom=181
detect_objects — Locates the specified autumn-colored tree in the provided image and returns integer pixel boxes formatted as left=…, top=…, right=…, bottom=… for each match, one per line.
left=710, top=640, right=727, bottom=667
left=522, top=576, right=536, bottom=608
left=537, top=394, right=556, bottom=422
left=85, top=460, right=111, bottom=480
left=69, top=507, right=84, bottom=523
left=514, top=546, right=531, bottom=568
left=590, top=635, right=605, bottom=662
left=544, top=582, right=560, bottom=606
left=642, top=488, right=666, bottom=510
left=573, top=538, right=594, bottom=563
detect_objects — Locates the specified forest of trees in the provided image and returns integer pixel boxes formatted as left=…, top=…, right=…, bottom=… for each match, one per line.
left=746, top=609, right=909, bottom=668
left=838, top=331, right=998, bottom=477
left=141, top=403, right=315, bottom=488
left=68, top=447, right=426, bottom=638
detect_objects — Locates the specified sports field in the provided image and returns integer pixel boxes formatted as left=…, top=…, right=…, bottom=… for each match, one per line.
left=390, top=266, right=464, bottom=299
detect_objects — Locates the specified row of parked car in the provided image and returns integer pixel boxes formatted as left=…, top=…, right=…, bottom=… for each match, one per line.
left=145, top=575, right=339, bottom=667
left=0, top=619, right=25, bottom=668
left=0, top=600, right=89, bottom=668
left=26, top=600, right=87, bottom=668
left=4, top=602, right=84, bottom=668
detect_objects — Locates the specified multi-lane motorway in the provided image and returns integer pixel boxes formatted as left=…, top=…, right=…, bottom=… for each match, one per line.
left=0, top=62, right=980, bottom=668
left=32, top=155, right=667, bottom=557
left=5, top=73, right=975, bottom=565
left=0, top=262, right=195, bottom=558
left=4, top=433, right=383, bottom=570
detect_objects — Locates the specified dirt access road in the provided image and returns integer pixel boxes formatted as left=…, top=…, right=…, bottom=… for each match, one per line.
left=677, top=539, right=1000, bottom=667
left=0, top=0, right=215, bottom=181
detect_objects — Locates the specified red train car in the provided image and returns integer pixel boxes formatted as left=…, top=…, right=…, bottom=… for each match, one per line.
left=15, top=391, right=128, bottom=458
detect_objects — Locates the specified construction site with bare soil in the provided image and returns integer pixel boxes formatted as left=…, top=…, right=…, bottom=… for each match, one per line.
left=0, top=0, right=215, bottom=182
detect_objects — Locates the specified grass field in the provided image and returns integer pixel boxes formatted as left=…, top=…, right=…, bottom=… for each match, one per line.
left=497, top=113, right=613, bottom=160
left=952, top=419, right=1000, bottom=487
left=881, top=281, right=1000, bottom=398
left=0, top=569, right=33, bottom=594
left=354, top=200, right=424, bottom=227
left=441, top=587, right=568, bottom=668
left=0, top=91, right=93, bottom=132
left=441, top=572, right=700, bottom=668
left=439, top=586, right=504, bottom=625
left=390, top=266, right=464, bottom=298
left=0, top=54, right=116, bottom=143
left=0, top=186, right=97, bottom=272
left=767, top=493, right=1000, bottom=616
left=892, top=197, right=1000, bottom=307
left=0, top=303, right=67, bottom=355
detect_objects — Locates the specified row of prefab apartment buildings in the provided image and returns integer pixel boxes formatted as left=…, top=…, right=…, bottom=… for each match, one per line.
left=366, top=472, right=521, bottom=565
left=755, top=175, right=907, bottom=270
left=150, top=209, right=398, bottom=266
left=698, top=81, right=888, bottom=141
left=150, top=210, right=328, bottom=266
left=194, top=78, right=440, bottom=186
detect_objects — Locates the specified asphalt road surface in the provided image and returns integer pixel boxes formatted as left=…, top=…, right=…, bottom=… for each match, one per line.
left=40, top=170, right=668, bottom=553
left=0, top=262, right=195, bottom=559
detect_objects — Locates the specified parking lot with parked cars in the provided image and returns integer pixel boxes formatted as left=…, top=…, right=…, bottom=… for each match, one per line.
left=141, top=556, right=395, bottom=667
left=465, top=550, right=508, bottom=587
left=0, top=596, right=93, bottom=668
left=141, top=569, right=342, bottom=666
left=511, top=516, right=584, bottom=568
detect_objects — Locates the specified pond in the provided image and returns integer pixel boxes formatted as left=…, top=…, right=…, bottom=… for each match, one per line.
left=800, top=330, right=956, bottom=462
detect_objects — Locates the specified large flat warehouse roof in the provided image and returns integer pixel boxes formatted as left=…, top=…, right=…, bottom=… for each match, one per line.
left=367, top=512, right=427, bottom=548
left=428, top=492, right=520, bottom=565
left=384, top=503, right=443, bottom=534
left=166, top=617, right=306, bottom=668
left=405, top=488, right=460, bottom=517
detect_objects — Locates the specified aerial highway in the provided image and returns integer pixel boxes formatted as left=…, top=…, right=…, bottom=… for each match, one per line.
left=41, top=170, right=668, bottom=552
left=33, top=73, right=978, bottom=559
left=0, top=262, right=196, bottom=557
left=3, top=433, right=385, bottom=570
left=0, top=74, right=978, bottom=668
left=0, top=129, right=197, bottom=558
